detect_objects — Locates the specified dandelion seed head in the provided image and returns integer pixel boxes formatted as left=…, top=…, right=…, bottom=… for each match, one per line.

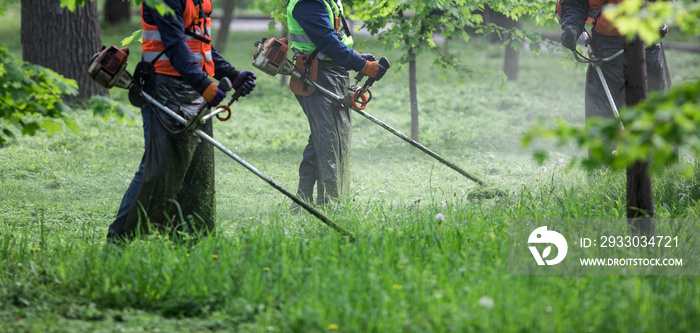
left=479, top=296, right=494, bottom=308
left=435, top=213, right=445, bottom=221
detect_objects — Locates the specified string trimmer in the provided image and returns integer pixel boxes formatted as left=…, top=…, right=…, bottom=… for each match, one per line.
left=252, top=37, right=491, bottom=188
left=88, top=45, right=355, bottom=241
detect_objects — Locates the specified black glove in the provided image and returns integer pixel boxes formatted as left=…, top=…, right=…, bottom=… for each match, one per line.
left=561, top=25, right=580, bottom=51
left=360, top=53, right=376, bottom=62
left=375, top=63, right=387, bottom=81
left=232, top=70, right=257, bottom=96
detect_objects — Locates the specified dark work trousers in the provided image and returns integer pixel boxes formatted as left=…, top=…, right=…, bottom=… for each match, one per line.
left=107, top=74, right=216, bottom=241
left=585, top=34, right=671, bottom=120
left=295, top=60, right=352, bottom=206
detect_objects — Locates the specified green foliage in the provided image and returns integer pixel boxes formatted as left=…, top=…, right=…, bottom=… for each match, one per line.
left=253, top=0, right=288, bottom=33
left=349, top=0, right=555, bottom=71
left=59, top=0, right=174, bottom=16
left=0, top=47, right=78, bottom=147
left=523, top=81, right=700, bottom=174
left=351, top=0, right=481, bottom=70
left=89, top=95, right=135, bottom=124
left=606, top=0, right=700, bottom=44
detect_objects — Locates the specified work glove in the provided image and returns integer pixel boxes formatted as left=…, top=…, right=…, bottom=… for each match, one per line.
left=360, top=53, right=376, bottom=62
left=361, top=60, right=387, bottom=81
left=203, top=82, right=227, bottom=107
left=561, top=25, right=580, bottom=51
left=232, top=70, right=257, bottom=96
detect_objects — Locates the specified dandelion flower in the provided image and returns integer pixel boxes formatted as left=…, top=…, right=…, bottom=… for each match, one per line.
left=392, top=284, right=403, bottom=290
left=32, top=247, right=40, bottom=252
left=435, top=213, right=445, bottom=221
left=263, top=267, right=271, bottom=272
left=478, top=296, right=494, bottom=308
left=212, top=254, right=219, bottom=260
left=328, top=324, right=339, bottom=330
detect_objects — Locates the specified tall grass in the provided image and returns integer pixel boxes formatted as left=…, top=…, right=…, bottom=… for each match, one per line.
left=1, top=9, right=700, bottom=332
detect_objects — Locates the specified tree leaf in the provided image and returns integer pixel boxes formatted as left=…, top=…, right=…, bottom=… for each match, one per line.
left=41, top=119, right=63, bottom=135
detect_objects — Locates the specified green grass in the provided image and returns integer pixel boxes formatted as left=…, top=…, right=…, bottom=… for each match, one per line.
left=2, top=9, right=700, bottom=332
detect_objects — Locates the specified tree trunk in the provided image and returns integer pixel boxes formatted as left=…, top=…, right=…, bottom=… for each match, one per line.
left=104, top=0, right=131, bottom=24
left=21, top=0, right=107, bottom=99
left=215, top=0, right=236, bottom=53
left=624, top=36, right=654, bottom=235
left=484, top=5, right=521, bottom=80
left=408, top=46, right=419, bottom=141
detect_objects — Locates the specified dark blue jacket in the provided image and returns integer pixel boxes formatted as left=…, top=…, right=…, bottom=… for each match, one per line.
left=292, top=0, right=367, bottom=72
left=143, top=0, right=239, bottom=95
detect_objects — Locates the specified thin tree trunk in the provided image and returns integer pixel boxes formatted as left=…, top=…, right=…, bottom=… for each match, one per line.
left=624, top=36, right=654, bottom=235
left=484, top=4, right=521, bottom=80
left=408, top=46, right=419, bottom=141
left=104, top=0, right=131, bottom=24
left=21, top=0, right=106, bottom=99
left=504, top=44, right=519, bottom=81
left=215, top=0, right=236, bottom=53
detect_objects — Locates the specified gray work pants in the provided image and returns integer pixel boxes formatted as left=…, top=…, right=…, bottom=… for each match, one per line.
left=295, top=60, right=352, bottom=206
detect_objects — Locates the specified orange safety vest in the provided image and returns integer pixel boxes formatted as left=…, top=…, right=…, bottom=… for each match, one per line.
left=590, top=0, right=622, bottom=36
left=141, top=0, right=215, bottom=77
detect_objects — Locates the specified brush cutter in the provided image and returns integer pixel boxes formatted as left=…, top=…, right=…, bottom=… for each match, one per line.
left=571, top=31, right=625, bottom=130
left=252, top=38, right=488, bottom=187
left=88, top=45, right=355, bottom=241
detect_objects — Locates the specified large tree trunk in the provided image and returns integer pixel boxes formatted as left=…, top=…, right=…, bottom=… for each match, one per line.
left=21, top=0, right=107, bottom=99
left=624, top=36, right=654, bottom=235
left=104, top=0, right=132, bottom=24
left=215, top=0, right=236, bottom=53
left=408, top=46, right=419, bottom=141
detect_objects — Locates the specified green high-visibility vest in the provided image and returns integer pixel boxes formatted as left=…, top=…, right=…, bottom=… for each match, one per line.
left=287, top=0, right=353, bottom=60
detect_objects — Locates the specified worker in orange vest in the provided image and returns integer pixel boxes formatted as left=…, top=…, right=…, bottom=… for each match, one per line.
left=107, top=0, right=257, bottom=242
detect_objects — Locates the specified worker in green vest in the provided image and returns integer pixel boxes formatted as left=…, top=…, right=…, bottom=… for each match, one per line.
left=287, top=0, right=387, bottom=207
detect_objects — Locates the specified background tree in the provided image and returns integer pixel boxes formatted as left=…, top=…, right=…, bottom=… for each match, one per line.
left=0, top=0, right=144, bottom=147
left=351, top=0, right=553, bottom=141
left=214, top=0, right=236, bottom=52
left=104, top=0, right=132, bottom=24
left=21, top=0, right=106, bottom=99
left=483, top=4, right=522, bottom=80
